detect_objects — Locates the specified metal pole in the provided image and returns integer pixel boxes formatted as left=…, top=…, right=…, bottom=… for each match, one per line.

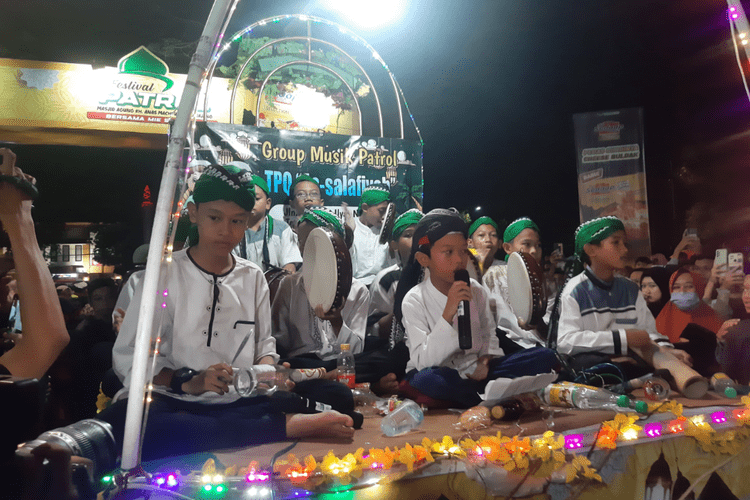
left=119, top=0, right=238, bottom=471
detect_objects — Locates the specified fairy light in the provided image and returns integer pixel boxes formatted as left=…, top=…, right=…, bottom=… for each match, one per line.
left=690, top=415, right=706, bottom=425
left=621, top=428, right=639, bottom=441
left=669, top=419, right=685, bottom=434
left=645, top=423, right=662, bottom=438
left=712, top=411, right=728, bottom=424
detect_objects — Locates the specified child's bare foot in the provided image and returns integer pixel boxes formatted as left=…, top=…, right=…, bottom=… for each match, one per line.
left=286, top=411, right=355, bottom=440
left=372, top=373, right=399, bottom=395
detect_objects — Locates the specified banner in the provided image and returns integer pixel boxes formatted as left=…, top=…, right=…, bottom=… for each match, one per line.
left=192, top=122, right=423, bottom=225
left=573, top=108, right=651, bottom=258
left=0, top=49, right=244, bottom=147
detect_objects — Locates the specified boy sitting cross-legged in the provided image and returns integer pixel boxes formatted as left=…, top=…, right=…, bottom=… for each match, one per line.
left=394, top=209, right=559, bottom=409
left=102, top=165, right=355, bottom=463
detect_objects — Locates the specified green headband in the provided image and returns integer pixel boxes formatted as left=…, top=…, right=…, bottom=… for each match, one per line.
left=359, top=185, right=390, bottom=210
left=574, top=216, right=625, bottom=255
left=469, top=216, right=498, bottom=237
left=298, top=208, right=345, bottom=238
left=290, top=174, right=318, bottom=193
left=252, top=174, right=269, bottom=196
left=503, top=217, right=539, bottom=243
left=192, top=164, right=255, bottom=211
left=392, top=209, right=423, bottom=240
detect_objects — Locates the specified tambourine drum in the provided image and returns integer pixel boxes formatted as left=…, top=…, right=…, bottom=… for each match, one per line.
left=264, top=266, right=291, bottom=304
left=302, top=227, right=353, bottom=313
left=378, top=202, right=396, bottom=245
left=507, top=251, right=547, bottom=327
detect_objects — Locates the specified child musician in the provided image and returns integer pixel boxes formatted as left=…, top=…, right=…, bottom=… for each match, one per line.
left=394, top=209, right=558, bottom=408
left=554, top=216, right=691, bottom=376
left=105, top=166, right=355, bottom=462
left=351, top=185, right=395, bottom=286
left=368, top=209, right=423, bottom=337
left=234, top=174, right=301, bottom=273
left=272, top=208, right=404, bottom=393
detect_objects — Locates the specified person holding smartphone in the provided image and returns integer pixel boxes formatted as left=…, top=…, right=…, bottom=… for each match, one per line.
left=0, top=148, right=69, bottom=378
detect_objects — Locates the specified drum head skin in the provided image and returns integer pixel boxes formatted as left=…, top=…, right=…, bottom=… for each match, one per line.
left=378, top=202, right=396, bottom=245
left=303, top=227, right=353, bottom=313
left=507, top=252, right=547, bottom=326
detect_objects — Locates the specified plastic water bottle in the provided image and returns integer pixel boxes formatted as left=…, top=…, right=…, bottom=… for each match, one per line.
left=711, top=373, right=738, bottom=398
left=381, top=400, right=424, bottom=436
left=642, top=377, right=671, bottom=401
left=337, top=343, right=356, bottom=389
left=541, top=382, right=648, bottom=413
left=234, top=365, right=325, bottom=397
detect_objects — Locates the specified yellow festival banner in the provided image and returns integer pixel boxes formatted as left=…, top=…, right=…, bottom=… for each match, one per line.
left=0, top=47, right=246, bottom=148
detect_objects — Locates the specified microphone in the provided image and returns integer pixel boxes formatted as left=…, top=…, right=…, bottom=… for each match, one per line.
left=454, top=269, right=472, bottom=350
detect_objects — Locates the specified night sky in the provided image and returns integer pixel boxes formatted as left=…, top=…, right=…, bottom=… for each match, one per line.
left=2, top=0, right=749, bottom=257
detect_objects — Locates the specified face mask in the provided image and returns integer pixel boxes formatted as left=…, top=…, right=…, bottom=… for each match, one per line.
left=671, top=291, right=700, bottom=311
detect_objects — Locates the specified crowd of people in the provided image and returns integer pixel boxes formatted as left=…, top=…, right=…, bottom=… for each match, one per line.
left=3, top=148, right=750, bottom=497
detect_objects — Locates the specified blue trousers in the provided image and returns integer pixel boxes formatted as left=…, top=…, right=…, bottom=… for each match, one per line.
left=403, top=346, right=559, bottom=408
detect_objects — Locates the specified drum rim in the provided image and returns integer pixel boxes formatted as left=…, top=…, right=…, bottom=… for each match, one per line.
left=303, top=228, right=338, bottom=312
left=507, top=252, right=534, bottom=323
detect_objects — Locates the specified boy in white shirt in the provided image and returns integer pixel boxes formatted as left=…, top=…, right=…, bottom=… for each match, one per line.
left=394, top=209, right=558, bottom=408
left=350, top=185, right=395, bottom=286
left=235, top=174, right=301, bottom=273
left=104, top=165, right=355, bottom=462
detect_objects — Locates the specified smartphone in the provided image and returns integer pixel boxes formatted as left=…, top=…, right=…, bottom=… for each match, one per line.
left=554, top=243, right=564, bottom=256
left=685, top=228, right=698, bottom=238
left=728, top=252, right=743, bottom=275
left=715, top=248, right=728, bottom=269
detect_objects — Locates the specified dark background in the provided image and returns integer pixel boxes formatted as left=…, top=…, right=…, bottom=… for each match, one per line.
left=2, top=0, right=749, bottom=258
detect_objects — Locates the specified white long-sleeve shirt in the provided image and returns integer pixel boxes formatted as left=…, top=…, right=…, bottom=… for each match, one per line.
left=402, top=278, right=503, bottom=378
left=271, top=272, right=369, bottom=360
left=112, top=249, right=277, bottom=404
left=556, top=269, right=672, bottom=356
left=350, top=217, right=395, bottom=286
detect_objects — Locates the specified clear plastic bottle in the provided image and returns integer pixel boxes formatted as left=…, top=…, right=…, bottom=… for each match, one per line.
left=642, top=377, right=671, bottom=401
left=337, top=343, right=356, bottom=389
left=381, top=400, right=424, bottom=436
left=352, top=384, right=396, bottom=417
left=541, top=382, right=648, bottom=413
left=711, top=373, right=738, bottom=398
left=233, top=365, right=325, bottom=397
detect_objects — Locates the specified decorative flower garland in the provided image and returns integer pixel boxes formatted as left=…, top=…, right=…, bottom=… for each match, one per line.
left=178, top=397, right=750, bottom=494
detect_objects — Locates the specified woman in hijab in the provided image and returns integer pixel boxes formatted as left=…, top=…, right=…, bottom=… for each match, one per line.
left=639, top=267, right=672, bottom=318
left=655, top=267, right=723, bottom=376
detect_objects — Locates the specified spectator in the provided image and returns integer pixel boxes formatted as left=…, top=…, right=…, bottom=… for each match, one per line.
left=639, top=267, right=672, bottom=318
left=0, top=148, right=68, bottom=378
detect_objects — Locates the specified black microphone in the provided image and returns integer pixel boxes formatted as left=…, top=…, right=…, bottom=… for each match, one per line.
left=454, top=269, right=472, bottom=350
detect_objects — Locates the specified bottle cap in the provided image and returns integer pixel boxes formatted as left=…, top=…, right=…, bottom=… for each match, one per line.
left=634, top=401, right=648, bottom=414
left=725, top=387, right=738, bottom=399
left=616, top=395, right=631, bottom=408
left=491, top=406, right=506, bottom=420
left=340, top=344, right=350, bottom=351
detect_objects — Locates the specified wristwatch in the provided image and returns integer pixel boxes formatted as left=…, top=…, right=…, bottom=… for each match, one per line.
left=171, top=367, right=198, bottom=394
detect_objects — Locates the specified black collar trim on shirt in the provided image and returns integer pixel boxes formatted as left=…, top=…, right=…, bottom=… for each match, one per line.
left=584, top=266, right=614, bottom=291
left=186, top=247, right=236, bottom=278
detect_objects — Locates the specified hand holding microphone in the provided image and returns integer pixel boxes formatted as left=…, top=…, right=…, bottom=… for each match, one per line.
left=453, top=269, right=472, bottom=350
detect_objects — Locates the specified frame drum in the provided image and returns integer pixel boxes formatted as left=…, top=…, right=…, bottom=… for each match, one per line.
left=302, top=227, right=353, bottom=312
left=378, top=202, right=396, bottom=245
left=507, top=251, right=547, bottom=326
